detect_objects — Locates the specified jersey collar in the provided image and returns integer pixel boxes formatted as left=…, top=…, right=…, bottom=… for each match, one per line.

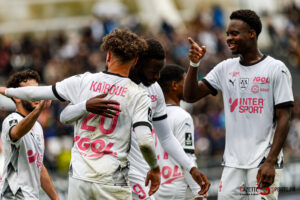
left=239, top=55, right=267, bottom=66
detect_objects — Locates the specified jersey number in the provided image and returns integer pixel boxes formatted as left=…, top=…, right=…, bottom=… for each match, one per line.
left=132, top=184, right=146, bottom=199
left=80, top=105, right=120, bottom=134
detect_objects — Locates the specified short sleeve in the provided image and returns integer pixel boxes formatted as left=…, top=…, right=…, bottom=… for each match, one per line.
left=273, top=64, right=294, bottom=108
left=132, top=92, right=153, bottom=131
left=1, top=115, right=22, bottom=146
left=174, top=115, right=195, bottom=151
left=203, top=61, right=224, bottom=95
left=152, top=84, right=167, bottom=121
left=53, top=73, right=88, bottom=103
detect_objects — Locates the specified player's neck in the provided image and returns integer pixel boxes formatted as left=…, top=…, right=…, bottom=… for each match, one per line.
left=240, top=49, right=263, bottom=65
left=16, top=106, right=30, bottom=117
left=165, top=94, right=179, bottom=106
left=107, top=63, right=130, bottom=77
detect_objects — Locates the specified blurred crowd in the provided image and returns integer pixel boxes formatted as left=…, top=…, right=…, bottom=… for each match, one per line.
left=0, top=3, right=300, bottom=174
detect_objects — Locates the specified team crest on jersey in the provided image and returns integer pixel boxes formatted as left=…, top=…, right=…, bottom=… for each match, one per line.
left=239, top=78, right=249, bottom=90
left=148, top=108, right=152, bottom=122
left=9, top=119, right=18, bottom=126
left=185, top=133, right=192, bottom=146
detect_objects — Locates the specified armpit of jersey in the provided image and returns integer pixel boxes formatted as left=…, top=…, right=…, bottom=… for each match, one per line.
left=274, top=101, right=294, bottom=108
left=202, top=78, right=218, bottom=96
left=52, top=85, right=66, bottom=102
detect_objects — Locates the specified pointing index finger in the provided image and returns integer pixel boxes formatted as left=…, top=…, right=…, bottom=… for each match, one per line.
left=188, top=37, right=196, bottom=45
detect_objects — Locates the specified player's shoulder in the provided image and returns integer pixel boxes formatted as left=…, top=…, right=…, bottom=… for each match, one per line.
left=265, top=56, right=288, bottom=71
left=213, top=57, right=240, bottom=70
left=166, top=105, right=192, bottom=120
left=127, top=80, right=149, bottom=96
left=2, top=112, right=22, bottom=127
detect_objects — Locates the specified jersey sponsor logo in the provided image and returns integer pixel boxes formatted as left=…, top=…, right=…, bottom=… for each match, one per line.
left=251, top=85, right=259, bottom=94
left=89, top=81, right=127, bottom=97
left=9, top=119, right=18, bottom=126
left=185, top=132, right=192, bottom=146
left=74, top=136, right=117, bottom=157
left=229, top=71, right=240, bottom=77
left=161, top=165, right=184, bottom=184
left=229, top=97, right=264, bottom=114
left=27, top=150, right=43, bottom=169
left=150, top=95, right=157, bottom=102
left=253, top=77, right=270, bottom=84
left=239, top=78, right=249, bottom=90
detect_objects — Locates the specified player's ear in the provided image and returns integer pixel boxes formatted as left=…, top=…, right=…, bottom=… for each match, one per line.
left=132, top=57, right=138, bottom=66
left=171, top=81, right=178, bottom=91
left=106, top=52, right=112, bottom=63
left=249, top=29, right=256, bottom=39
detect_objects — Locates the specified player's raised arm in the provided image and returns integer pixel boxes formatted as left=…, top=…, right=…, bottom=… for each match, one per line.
left=183, top=37, right=212, bottom=103
left=10, top=100, right=51, bottom=141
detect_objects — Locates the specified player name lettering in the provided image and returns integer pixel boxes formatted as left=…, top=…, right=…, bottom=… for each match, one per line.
left=89, top=81, right=127, bottom=97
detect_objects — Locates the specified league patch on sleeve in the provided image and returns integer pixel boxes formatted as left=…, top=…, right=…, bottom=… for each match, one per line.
left=9, top=119, right=18, bottom=127
left=148, top=107, right=152, bottom=122
left=185, top=132, right=192, bottom=146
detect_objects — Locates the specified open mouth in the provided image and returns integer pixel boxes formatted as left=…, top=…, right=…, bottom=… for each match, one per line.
left=229, top=43, right=237, bottom=50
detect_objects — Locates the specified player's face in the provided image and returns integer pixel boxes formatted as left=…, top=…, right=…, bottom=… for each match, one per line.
left=20, top=79, right=39, bottom=112
left=226, top=19, right=252, bottom=55
left=140, top=59, right=165, bottom=87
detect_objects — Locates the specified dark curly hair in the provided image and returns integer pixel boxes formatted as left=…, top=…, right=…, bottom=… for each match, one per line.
left=230, top=9, right=262, bottom=37
left=158, top=64, right=185, bottom=94
left=101, top=28, right=147, bottom=63
left=7, top=69, right=40, bottom=88
left=140, top=39, right=165, bottom=60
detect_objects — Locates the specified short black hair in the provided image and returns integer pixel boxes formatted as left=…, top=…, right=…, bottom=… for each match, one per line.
left=230, top=9, right=262, bottom=37
left=157, top=64, right=185, bottom=93
left=7, top=69, right=40, bottom=88
left=140, top=39, right=165, bottom=60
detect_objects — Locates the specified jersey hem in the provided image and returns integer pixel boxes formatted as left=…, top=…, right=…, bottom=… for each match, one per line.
left=275, top=101, right=294, bottom=108
left=52, top=85, right=66, bottom=102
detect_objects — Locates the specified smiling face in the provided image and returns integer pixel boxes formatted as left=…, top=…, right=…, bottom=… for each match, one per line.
left=226, top=19, right=256, bottom=55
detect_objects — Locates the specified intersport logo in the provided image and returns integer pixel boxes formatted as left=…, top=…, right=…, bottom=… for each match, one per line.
left=229, top=97, right=264, bottom=114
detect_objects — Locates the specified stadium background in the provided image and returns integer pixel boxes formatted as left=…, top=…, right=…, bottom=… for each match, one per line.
left=0, top=0, right=300, bottom=199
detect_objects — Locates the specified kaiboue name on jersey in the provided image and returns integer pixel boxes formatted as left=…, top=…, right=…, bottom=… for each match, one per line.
left=89, top=81, right=128, bottom=97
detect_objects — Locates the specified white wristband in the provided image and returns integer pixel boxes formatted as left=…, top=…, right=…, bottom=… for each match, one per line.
left=189, top=60, right=201, bottom=67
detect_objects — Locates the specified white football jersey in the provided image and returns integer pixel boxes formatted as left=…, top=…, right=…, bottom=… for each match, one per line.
left=1, top=112, right=44, bottom=199
left=53, top=71, right=152, bottom=185
left=128, top=82, right=167, bottom=178
left=204, top=55, right=294, bottom=168
left=154, top=105, right=200, bottom=199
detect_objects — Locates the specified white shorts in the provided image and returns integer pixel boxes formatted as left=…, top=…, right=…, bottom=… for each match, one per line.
left=218, top=167, right=282, bottom=200
left=129, top=171, right=155, bottom=200
left=153, top=176, right=193, bottom=200
left=68, top=176, right=132, bottom=200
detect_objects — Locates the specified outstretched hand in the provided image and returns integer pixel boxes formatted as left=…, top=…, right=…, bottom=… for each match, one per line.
left=145, top=166, right=160, bottom=196
left=190, top=167, right=210, bottom=195
left=188, top=37, right=206, bottom=64
left=86, top=93, right=121, bottom=118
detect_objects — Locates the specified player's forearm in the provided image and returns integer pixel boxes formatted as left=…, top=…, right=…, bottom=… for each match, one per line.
left=60, top=101, right=87, bottom=124
left=183, top=67, right=200, bottom=103
left=41, top=165, right=59, bottom=200
left=135, top=126, right=158, bottom=169
left=266, top=107, right=291, bottom=165
left=184, top=154, right=203, bottom=198
left=5, top=86, right=57, bottom=101
left=10, top=106, right=43, bottom=140
left=153, top=119, right=195, bottom=171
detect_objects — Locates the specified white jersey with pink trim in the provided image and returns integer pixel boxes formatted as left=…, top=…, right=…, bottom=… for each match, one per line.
left=154, top=105, right=200, bottom=199
left=52, top=71, right=152, bottom=185
left=1, top=112, right=44, bottom=200
left=203, top=55, right=294, bottom=169
left=128, top=82, right=167, bottom=180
